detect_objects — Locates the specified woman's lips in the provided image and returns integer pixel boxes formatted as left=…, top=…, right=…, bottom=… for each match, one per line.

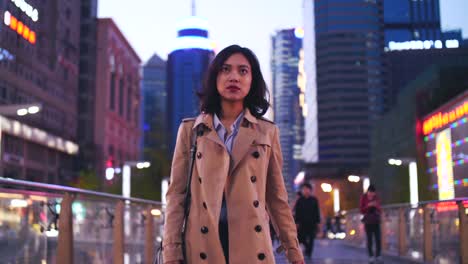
left=227, top=85, right=240, bottom=91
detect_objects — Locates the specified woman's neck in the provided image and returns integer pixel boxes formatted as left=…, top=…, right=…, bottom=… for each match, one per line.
left=220, top=101, right=244, bottom=122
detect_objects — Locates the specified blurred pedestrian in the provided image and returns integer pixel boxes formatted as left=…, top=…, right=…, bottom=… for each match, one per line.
left=360, top=184, right=382, bottom=263
left=294, top=183, right=321, bottom=259
left=163, top=45, right=304, bottom=264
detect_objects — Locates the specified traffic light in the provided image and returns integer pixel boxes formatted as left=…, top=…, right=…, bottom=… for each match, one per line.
left=105, top=157, right=114, bottom=180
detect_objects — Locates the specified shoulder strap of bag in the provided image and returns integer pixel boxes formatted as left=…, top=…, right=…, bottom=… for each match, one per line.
left=181, top=123, right=203, bottom=262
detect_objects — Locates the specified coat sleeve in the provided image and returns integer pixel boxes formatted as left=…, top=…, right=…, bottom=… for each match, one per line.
left=266, top=125, right=304, bottom=263
left=162, top=122, right=191, bottom=263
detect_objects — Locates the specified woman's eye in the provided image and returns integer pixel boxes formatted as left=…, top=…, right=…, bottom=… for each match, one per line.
left=221, top=66, right=229, bottom=73
left=240, top=69, right=249, bottom=75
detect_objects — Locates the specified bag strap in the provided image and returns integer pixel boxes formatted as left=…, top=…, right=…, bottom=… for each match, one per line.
left=181, top=123, right=203, bottom=261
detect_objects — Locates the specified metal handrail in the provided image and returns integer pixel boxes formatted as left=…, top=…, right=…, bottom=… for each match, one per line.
left=346, top=197, right=468, bottom=214
left=0, top=177, right=162, bottom=206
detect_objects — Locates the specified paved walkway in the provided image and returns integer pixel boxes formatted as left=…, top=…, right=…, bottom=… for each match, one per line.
left=274, top=239, right=414, bottom=264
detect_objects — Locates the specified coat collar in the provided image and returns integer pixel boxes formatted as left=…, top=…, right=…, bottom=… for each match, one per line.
left=192, top=108, right=259, bottom=174
left=192, top=108, right=258, bottom=131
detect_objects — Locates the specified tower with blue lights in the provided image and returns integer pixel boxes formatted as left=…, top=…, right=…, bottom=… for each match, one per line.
left=167, top=11, right=214, bottom=153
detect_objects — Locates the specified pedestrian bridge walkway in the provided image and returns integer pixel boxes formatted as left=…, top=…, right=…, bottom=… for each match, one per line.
left=0, top=177, right=466, bottom=264
left=275, top=239, right=413, bottom=264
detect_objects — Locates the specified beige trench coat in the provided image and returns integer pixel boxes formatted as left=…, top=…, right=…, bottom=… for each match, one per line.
left=163, top=109, right=303, bottom=264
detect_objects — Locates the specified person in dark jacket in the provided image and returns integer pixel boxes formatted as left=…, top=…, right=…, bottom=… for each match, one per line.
left=294, top=183, right=321, bottom=259
left=360, top=184, right=382, bottom=263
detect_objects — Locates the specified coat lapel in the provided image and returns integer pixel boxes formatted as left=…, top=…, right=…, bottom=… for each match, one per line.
left=230, top=122, right=257, bottom=174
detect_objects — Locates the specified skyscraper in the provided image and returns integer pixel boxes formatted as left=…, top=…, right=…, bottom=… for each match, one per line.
left=303, top=0, right=385, bottom=168
left=271, top=28, right=305, bottom=197
left=384, top=0, right=442, bottom=49
left=141, top=54, right=167, bottom=156
left=167, top=16, right=214, bottom=153
left=78, top=0, right=98, bottom=171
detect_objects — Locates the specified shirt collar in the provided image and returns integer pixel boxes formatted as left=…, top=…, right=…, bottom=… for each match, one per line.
left=213, top=111, right=245, bottom=132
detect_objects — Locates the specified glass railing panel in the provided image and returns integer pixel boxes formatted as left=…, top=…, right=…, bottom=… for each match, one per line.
left=431, top=202, right=460, bottom=264
left=405, top=206, right=424, bottom=261
left=382, top=207, right=399, bottom=256
left=0, top=189, right=60, bottom=264
left=72, top=198, right=116, bottom=263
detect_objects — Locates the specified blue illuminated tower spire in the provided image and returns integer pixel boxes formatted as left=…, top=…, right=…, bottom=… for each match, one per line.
left=167, top=4, right=214, bottom=154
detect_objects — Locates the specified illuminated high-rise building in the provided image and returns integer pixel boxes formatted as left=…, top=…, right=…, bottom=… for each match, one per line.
left=167, top=16, right=214, bottom=153
left=303, top=0, right=384, bottom=168
left=271, top=28, right=305, bottom=198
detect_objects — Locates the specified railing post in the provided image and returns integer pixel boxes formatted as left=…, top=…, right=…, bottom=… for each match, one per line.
left=114, top=200, right=125, bottom=264
left=423, top=204, right=433, bottom=262
left=459, top=201, right=468, bottom=264
left=145, top=206, right=155, bottom=264
left=381, top=209, right=387, bottom=253
left=398, top=207, right=407, bottom=256
left=57, top=193, right=74, bottom=264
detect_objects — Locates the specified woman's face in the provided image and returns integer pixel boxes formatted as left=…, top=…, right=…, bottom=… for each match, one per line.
left=216, top=53, right=252, bottom=104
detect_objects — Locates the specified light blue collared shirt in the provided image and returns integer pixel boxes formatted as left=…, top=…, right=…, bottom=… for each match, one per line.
left=213, top=111, right=245, bottom=155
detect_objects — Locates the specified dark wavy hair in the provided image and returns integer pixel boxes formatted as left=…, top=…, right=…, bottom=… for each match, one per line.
left=198, top=45, right=270, bottom=117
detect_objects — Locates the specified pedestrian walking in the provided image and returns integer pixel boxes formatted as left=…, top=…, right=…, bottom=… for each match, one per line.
left=360, top=184, right=382, bottom=263
left=294, top=183, right=321, bottom=259
left=162, top=45, right=304, bottom=264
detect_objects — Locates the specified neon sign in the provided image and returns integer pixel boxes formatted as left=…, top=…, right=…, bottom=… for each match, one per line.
left=387, top=39, right=459, bottom=51
left=4, top=11, right=36, bottom=45
left=423, top=100, right=468, bottom=135
left=436, top=128, right=455, bottom=200
left=10, top=0, right=38, bottom=22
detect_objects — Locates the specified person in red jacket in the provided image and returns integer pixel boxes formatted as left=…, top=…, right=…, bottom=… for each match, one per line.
left=360, top=184, right=382, bottom=263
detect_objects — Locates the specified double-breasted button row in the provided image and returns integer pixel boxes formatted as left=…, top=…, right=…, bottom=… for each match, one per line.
left=255, top=225, right=262, bottom=232
left=258, top=253, right=266, bottom=260
left=201, top=226, right=209, bottom=234
left=250, top=176, right=257, bottom=183
left=200, top=252, right=207, bottom=260
left=252, top=151, right=260, bottom=159
left=253, top=200, right=259, bottom=208
left=197, top=152, right=202, bottom=159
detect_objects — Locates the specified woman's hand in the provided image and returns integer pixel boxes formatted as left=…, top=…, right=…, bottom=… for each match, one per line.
left=292, top=260, right=305, bottom=264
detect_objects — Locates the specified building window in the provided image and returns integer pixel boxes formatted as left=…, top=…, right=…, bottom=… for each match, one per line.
left=119, top=78, right=124, bottom=116
left=110, top=72, right=116, bottom=110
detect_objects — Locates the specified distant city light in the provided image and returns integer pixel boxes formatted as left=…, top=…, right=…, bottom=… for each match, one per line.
left=294, top=27, right=304, bottom=39
left=151, top=209, right=162, bottom=216
left=27, top=105, right=40, bottom=114
left=105, top=167, right=114, bottom=180
left=11, top=0, right=39, bottom=22
left=388, top=158, right=402, bottom=166
left=4, top=11, right=37, bottom=45
left=347, top=175, right=360, bottom=183
left=388, top=39, right=459, bottom=51
left=172, top=36, right=213, bottom=52
left=17, top=108, right=28, bottom=116
left=10, top=199, right=28, bottom=208
left=294, top=171, right=305, bottom=185
left=321, top=183, right=332, bottom=193
left=333, top=189, right=340, bottom=213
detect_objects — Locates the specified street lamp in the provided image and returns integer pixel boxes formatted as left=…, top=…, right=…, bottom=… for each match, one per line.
left=347, top=175, right=370, bottom=193
left=0, top=103, right=42, bottom=116
left=388, top=158, right=419, bottom=205
left=122, top=161, right=151, bottom=199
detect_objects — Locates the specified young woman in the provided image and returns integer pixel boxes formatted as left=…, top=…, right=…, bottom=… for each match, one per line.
left=360, top=185, right=382, bottom=263
left=163, top=45, right=304, bottom=264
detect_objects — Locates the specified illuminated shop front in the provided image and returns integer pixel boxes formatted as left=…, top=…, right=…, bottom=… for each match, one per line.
left=423, top=92, right=468, bottom=199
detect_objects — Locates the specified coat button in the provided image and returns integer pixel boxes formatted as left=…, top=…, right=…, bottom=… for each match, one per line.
left=197, top=152, right=202, bottom=159
left=200, top=252, right=207, bottom=260
left=255, top=225, right=262, bottom=232
left=250, top=176, right=257, bottom=183
left=201, top=226, right=209, bottom=234
left=253, top=200, right=259, bottom=208
left=203, top=202, right=207, bottom=209
left=198, top=177, right=202, bottom=184
left=252, top=151, right=260, bottom=158
left=258, top=253, right=266, bottom=260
